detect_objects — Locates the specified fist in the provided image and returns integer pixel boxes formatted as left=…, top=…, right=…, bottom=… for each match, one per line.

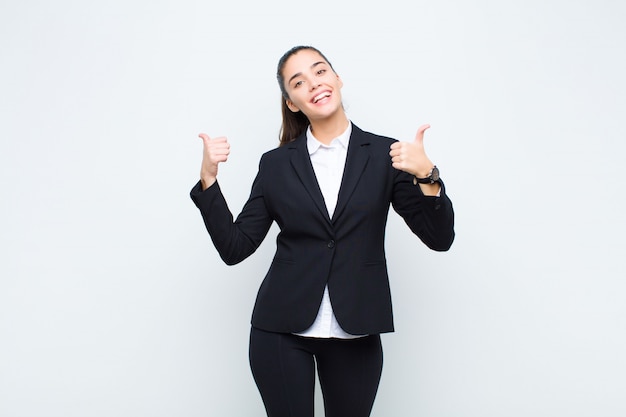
left=389, top=124, right=433, bottom=177
left=198, top=133, right=230, bottom=189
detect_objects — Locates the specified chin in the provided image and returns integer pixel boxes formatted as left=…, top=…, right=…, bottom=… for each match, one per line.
left=309, top=105, right=342, bottom=120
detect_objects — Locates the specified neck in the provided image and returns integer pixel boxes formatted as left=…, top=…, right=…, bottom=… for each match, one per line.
left=309, top=112, right=349, bottom=145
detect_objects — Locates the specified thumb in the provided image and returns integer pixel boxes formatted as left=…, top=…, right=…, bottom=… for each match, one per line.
left=198, top=133, right=211, bottom=142
left=414, top=124, right=431, bottom=144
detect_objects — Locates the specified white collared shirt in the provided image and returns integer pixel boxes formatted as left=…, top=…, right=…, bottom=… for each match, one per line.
left=294, top=122, right=366, bottom=339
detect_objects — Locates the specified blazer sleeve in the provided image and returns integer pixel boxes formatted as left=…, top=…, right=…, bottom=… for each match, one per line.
left=189, top=159, right=273, bottom=265
left=391, top=170, right=455, bottom=251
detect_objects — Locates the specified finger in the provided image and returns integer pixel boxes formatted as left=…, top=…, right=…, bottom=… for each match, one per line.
left=414, top=124, right=431, bottom=143
left=198, top=133, right=210, bottom=141
left=389, top=141, right=406, bottom=152
left=211, top=147, right=230, bottom=157
left=209, top=141, right=230, bottom=151
left=208, top=136, right=229, bottom=145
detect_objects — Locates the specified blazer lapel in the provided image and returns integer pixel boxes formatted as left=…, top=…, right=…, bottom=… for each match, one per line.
left=332, top=125, right=371, bottom=223
left=288, top=136, right=332, bottom=224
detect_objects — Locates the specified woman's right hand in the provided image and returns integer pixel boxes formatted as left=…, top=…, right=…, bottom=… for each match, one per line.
left=198, top=133, right=230, bottom=190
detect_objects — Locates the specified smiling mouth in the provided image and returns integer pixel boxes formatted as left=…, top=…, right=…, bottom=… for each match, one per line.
left=313, top=92, right=331, bottom=103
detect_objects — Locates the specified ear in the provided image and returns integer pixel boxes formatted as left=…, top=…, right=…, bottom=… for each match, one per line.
left=286, top=99, right=300, bottom=113
left=336, top=73, right=343, bottom=89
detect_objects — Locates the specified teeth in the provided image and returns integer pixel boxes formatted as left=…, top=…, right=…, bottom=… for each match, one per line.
left=314, top=92, right=330, bottom=103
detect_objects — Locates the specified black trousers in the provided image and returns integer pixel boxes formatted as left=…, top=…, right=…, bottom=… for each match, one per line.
left=249, top=327, right=383, bottom=417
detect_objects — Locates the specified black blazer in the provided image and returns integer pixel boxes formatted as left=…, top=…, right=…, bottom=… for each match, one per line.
left=190, top=124, right=454, bottom=335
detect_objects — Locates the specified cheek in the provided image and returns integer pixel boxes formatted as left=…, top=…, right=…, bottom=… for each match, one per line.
left=289, top=94, right=308, bottom=109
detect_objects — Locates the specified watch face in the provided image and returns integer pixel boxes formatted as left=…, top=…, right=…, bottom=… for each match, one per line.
left=431, top=166, right=440, bottom=182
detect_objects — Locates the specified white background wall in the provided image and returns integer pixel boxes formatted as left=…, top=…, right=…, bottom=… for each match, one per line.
left=1, top=1, right=625, bottom=416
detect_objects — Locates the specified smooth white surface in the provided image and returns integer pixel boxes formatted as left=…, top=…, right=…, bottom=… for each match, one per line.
left=1, top=1, right=625, bottom=416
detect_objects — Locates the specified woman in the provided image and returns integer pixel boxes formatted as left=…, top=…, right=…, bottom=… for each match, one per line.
left=190, top=45, right=455, bottom=417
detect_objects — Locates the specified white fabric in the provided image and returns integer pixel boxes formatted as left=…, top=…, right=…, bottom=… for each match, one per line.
left=294, top=122, right=365, bottom=339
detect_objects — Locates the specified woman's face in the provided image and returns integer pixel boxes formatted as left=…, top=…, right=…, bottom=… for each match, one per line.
left=282, top=49, right=344, bottom=121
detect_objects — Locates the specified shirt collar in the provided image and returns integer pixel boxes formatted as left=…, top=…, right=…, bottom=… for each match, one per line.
left=306, top=121, right=352, bottom=155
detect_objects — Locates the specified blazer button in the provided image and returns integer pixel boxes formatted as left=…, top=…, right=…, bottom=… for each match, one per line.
left=327, top=240, right=335, bottom=249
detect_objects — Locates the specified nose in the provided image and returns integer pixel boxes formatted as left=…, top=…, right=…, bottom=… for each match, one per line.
left=310, top=82, right=321, bottom=91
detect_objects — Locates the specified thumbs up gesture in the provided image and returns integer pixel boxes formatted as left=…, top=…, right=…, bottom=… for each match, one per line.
left=389, top=124, right=440, bottom=195
left=389, top=124, right=435, bottom=178
left=198, top=133, right=230, bottom=190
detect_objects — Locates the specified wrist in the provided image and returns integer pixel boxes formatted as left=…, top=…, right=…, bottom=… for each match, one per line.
left=200, top=176, right=217, bottom=191
left=413, top=165, right=440, bottom=185
left=413, top=163, right=434, bottom=178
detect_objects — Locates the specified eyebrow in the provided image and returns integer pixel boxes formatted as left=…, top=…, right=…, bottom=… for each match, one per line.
left=287, top=61, right=327, bottom=85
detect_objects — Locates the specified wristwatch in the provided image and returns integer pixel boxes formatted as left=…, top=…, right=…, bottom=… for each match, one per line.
left=413, top=165, right=440, bottom=185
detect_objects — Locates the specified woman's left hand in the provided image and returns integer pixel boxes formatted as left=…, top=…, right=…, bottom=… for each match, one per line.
left=389, top=124, right=434, bottom=177
left=389, top=124, right=441, bottom=196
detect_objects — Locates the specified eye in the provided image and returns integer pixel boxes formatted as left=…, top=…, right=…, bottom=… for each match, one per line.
left=293, top=80, right=304, bottom=88
left=316, top=69, right=327, bottom=76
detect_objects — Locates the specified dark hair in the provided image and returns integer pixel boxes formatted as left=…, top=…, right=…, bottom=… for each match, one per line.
left=276, top=45, right=335, bottom=146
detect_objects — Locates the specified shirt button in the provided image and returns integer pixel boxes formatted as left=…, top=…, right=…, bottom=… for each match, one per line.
left=327, top=240, right=335, bottom=249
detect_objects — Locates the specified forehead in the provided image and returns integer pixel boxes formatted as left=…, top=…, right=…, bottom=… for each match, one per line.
left=283, top=49, right=328, bottom=76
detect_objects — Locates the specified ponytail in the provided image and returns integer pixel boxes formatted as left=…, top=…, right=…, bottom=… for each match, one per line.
left=278, top=98, right=309, bottom=146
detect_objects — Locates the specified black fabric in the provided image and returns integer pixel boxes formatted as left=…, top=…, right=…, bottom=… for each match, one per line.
left=190, top=124, right=455, bottom=335
left=249, top=327, right=383, bottom=417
